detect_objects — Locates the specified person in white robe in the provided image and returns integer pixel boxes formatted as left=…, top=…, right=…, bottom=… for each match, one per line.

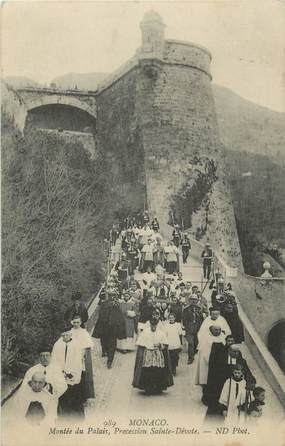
left=70, top=316, right=93, bottom=364
left=141, top=268, right=157, bottom=294
left=16, top=372, right=57, bottom=425
left=164, top=313, right=183, bottom=375
left=52, top=328, right=86, bottom=419
left=198, top=307, right=231, bottom=343
left=195, top=325, right=226, bottom=404
left=51, top=329, right=83, bottom=384
left=132, top=317, right=174, bottom=394
left=70, top=315, right=94, bottom=401
left=219, top=363, right=247, bottom=425
left=21, top=348, right=67, bottom=407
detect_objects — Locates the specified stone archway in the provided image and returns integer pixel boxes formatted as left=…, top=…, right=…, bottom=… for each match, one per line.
left=267, top=320, right=285, bottom=373
left=25, top=103, right=96, bottom=133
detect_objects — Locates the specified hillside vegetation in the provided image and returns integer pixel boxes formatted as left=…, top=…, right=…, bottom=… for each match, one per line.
left=227, top=150, right=285, bottom=276
left=213, top=85, right=285, bottom=161
left=1, top=112, right=111, bottom=378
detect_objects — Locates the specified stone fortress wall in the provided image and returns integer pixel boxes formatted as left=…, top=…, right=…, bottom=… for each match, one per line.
left=135, top=11, right=242, bottom=269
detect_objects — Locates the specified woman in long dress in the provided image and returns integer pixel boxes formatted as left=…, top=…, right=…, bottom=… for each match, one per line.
left=132, top=316, right=173, bottom=394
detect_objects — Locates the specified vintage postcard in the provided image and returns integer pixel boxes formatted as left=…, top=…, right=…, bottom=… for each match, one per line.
left=1, top=1, right=285, bottom=446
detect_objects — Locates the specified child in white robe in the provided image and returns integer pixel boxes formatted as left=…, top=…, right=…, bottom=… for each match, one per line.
left=164, top=313, right=182, bottom=375
left=219, top=363, right=247, bottom=425
left=70, top=315, right=93, bottom=372
left=51, top=329, right=83, bottom=385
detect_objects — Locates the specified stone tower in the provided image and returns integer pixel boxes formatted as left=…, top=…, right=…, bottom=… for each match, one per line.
left=140, top=10, right=165, bottom=58
left=137, top=11, right=243, bottom=269
left=95, top=10, right=243, bottom=269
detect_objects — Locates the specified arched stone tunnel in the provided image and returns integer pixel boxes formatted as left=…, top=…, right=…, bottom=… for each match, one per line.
left=268, top=320, right=285, bottom=373
left=25, top=103, right=96, bottom=133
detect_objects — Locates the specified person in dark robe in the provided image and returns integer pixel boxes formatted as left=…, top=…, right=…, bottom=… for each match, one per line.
left=143, top=211, right=150, bottom=225
left=172, top=226, right=181, bottom=248
left=204, top=334, right=235, bottom=418
left=201, top=242, right=213, bottom=280
left=220, top=297, right=244, bottom=343
left=64, top=292, right=88, bottom=328
left=139, top=296, right=155, bottom=325
left=115, top=253, right=129, bottom=282
left=151, top=217, right=160, bottom=232
left=210, top=284, right=218, bottom=307
left=132, top=316, right=174, bottom=394
left=212, top=292, right=227, bottom=312
left=181, top=234, right=191, bottom=264
left=92, top=297, right=126, bottom=368
left=169, top=296, right=183, bottom=323
left=126, top=243, right=140, bottom=275
left=205, top=340, right=256, bottom=419
left=110, top=224, right=120, bottom=246
left=182, top=296, right=204, bottom=364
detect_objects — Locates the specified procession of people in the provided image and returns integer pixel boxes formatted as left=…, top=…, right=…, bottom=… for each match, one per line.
left=13, top=210, right=266, bottom=427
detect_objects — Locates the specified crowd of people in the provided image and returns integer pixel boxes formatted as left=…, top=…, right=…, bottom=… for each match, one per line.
left=13, top=210, right=266, bottom=427
left=94, top=212, right=266, bottom=425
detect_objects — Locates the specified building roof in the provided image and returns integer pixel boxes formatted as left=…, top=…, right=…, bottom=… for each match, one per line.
left=142, top=10, right=164, bottom=24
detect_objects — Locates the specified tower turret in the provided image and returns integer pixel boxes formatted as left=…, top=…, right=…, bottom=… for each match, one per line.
left=140, top=10, right=165, bottom=57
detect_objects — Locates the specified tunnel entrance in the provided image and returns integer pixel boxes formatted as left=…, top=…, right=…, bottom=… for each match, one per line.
left=268, top=321, right=285, bottom=373
left=25, top=104, right=96, bottom=133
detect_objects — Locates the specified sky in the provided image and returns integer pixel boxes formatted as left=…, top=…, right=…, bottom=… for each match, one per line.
left=1, top=0, right=285, bottom=112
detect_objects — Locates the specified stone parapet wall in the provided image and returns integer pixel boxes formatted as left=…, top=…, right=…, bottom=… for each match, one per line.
left=163, top=40, right=212, bottom=78
left=231, top=272, right=285, bottom=343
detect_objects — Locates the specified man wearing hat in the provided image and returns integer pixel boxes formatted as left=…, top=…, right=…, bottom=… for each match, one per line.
left=182, top=295, right=204, bottom=364
left=64, top=291, right=88, bottom=328
left=201, top=242, right=213, bottom=280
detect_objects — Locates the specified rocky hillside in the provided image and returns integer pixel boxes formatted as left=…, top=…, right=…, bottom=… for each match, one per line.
left=227, top=149, right=285, bottom=275
left=213, top=85, right=285, bottom=161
